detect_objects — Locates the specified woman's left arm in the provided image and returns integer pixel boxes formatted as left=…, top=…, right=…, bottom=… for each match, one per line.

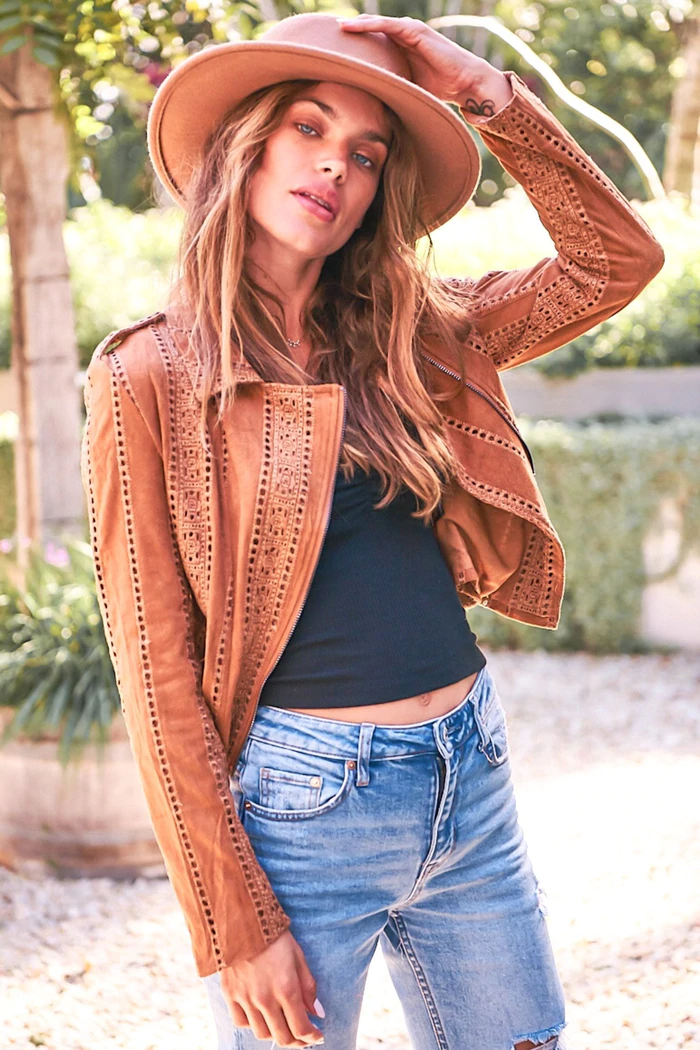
left=451, top=69, right=665, bottom=370
left=340, top=16, right=666, bottom=370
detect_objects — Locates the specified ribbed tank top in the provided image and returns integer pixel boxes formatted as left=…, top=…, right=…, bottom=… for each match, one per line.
left=258, top=465, right=486, bottom=709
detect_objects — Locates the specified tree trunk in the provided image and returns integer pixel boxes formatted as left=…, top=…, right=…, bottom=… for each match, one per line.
left=0, top=43, right=84, bottom=572
left=663, top=16, right=700, bottom=200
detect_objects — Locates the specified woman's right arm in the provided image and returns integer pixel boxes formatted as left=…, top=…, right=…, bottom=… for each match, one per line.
left=80, top=344, right=324, bottom=1046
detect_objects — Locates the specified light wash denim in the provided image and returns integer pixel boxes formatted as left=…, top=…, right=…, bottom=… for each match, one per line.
left=202, top=668, right=568, bottom=1050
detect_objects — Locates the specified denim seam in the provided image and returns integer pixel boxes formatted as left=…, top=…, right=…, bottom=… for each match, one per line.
left=390, top=911, right=450, bottom=1050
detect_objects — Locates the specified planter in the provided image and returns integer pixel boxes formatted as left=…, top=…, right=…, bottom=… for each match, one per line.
left=0, top=708, right=165, bottom=879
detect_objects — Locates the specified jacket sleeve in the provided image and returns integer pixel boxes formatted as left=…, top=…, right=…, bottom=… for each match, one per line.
left=80, top=348, right=292, bottom=977
left=441, top=70, right=665, bottom=370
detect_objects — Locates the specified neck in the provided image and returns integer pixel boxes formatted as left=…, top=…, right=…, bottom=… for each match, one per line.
left=246, top=235, right=324, bottom=341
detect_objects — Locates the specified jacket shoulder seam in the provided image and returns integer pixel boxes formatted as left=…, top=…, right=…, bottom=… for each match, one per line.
left=95, top=311, right=167, bottom=360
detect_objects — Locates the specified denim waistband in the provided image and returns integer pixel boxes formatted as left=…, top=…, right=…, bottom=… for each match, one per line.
left=244, top=667, right=493, bottom=769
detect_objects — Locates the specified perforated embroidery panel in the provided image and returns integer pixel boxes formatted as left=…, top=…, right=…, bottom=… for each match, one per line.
left=446, top=70, right=664, bottom=371
left=229, top=385, right=315, bottom=752
left=80, top=351, right=291, bottom=977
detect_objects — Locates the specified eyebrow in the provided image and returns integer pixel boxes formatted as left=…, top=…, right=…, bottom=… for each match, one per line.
left=293, top=97, right=391, bottom=151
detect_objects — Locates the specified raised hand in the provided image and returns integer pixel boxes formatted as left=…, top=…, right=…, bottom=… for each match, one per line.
left=337, top=14, right=511, bottom=114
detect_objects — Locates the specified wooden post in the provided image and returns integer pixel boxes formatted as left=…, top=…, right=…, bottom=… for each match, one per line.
left=0, top=41, right=84, bottom=572
left=663, top=17, right=700, bottom=202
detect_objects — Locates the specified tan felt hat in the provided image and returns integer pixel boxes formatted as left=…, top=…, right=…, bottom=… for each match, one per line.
left=146, top=12, right=482, bottom=233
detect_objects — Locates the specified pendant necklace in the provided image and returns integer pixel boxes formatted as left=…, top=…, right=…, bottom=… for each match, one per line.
left=286, top=337, right=302, bottom=347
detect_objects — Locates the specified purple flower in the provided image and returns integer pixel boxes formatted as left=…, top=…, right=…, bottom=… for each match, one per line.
left=0, top=538, right=13, bottom=554
left=44, top=541, right=70, bottom=568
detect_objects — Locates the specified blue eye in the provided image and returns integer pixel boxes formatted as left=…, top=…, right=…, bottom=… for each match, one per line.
left=294, top=123, right=374, bottom=170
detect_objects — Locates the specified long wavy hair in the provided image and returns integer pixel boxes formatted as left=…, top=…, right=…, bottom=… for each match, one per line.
left=169, top=77, right=476, bottom=525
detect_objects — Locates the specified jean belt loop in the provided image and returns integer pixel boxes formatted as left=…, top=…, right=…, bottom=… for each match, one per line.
left=356, top=723, right=375, bottom=787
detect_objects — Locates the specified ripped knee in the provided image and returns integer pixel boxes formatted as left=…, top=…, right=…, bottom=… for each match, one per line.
left=514, top=1033, right=565, bottom=1050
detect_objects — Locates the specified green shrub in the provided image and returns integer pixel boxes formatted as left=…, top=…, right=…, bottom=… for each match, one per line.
left=0, top=536, right=120, bottom=766
left=0, top=413, right=15, bottom=540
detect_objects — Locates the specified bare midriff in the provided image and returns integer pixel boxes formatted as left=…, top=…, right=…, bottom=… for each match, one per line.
left=284, top=670, right=480, bottom=725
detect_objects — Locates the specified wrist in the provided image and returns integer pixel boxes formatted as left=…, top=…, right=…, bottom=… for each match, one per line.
left=458, top=70, right=513, bottom=123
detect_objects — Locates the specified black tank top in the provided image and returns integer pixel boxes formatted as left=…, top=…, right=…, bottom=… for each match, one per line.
left=258, top=465, right=486, bottom=709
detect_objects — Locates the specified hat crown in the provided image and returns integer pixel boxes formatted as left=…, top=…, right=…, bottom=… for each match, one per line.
left=146, top=13, right=481, bottom=231
left=260, top=13, right=412, bottom=83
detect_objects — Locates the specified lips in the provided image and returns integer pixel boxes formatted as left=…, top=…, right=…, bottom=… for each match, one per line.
left=291, top=185, right=339, bottom=220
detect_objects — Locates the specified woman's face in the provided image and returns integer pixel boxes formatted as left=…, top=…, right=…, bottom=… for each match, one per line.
left=246, top=81, right=391, bottom=264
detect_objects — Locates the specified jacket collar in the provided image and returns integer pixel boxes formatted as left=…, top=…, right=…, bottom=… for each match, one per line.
left=163, top=301, right=263, bottom=400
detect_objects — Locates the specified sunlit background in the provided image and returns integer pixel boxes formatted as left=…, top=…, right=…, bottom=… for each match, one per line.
left=1, top=2, right=699, bottom=1048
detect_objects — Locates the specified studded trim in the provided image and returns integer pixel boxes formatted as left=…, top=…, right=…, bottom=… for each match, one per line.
left=109, top=369, right=226, bottom=959
left=230, top=386, right=315, bottom=747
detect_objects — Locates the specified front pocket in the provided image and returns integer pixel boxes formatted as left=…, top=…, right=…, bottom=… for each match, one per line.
left=239, top=737, right=354, bottom=822
left=260, top=767, right=322, bottom=811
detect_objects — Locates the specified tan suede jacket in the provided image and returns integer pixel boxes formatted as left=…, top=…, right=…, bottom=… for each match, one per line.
left=80, top=70, right=664, bottom=978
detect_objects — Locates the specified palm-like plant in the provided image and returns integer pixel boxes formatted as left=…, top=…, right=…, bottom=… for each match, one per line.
left=0, top=537, right=120, bottom=767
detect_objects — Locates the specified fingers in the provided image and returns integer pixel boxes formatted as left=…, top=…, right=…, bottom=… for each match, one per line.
left=338, top=14, right=426, bottom=41
left=241, top=1001, right=322, bottom=1047
left=247, top=997, right=324, bottom=1047
left=218, top=933, right=325, bottom=1047
left=228, top=1000, right=250, bottom=1027
left=293, top=939, right=321, bottom=1016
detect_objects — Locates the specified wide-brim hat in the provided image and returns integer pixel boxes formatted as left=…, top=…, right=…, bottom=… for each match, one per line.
left=146, top=12, right=482, bottom=233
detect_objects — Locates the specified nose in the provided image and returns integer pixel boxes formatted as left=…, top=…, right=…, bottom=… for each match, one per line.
left=316, top=157, right=346, bottom=182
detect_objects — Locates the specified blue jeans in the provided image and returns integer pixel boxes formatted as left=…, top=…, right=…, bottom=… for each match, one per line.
left=202, top=668, right=567, bottom=1050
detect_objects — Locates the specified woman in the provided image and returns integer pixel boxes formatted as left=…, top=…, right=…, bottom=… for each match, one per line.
left=80, top=12, right=664, bottom=1050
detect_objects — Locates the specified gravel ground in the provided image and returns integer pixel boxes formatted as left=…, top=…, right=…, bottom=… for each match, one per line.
left=1, top=649, right=699, bottom=1050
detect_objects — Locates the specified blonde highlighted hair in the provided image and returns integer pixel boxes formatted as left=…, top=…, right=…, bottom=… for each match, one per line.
left=169, top=78, right=475, bottom=525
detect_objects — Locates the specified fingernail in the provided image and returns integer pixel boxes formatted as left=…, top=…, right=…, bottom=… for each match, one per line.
left=313, top=996, right=326, bottom=1017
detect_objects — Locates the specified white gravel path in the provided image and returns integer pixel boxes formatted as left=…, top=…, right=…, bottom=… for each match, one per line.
left=1, top=650, right=699, bottom=1050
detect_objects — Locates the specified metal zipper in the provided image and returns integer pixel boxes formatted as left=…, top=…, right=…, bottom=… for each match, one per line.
left=421, top=351, right=535, bottom=475
left=228, top=385, right=348, bottom=767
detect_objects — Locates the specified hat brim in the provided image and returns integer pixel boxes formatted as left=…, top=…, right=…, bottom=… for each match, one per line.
left=147, top=40, right=482, bottom=234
